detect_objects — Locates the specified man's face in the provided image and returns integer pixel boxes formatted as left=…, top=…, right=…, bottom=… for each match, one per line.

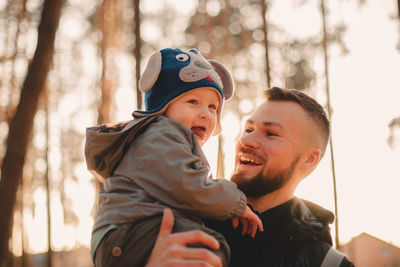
left=232, top=100, right=309, bottom=197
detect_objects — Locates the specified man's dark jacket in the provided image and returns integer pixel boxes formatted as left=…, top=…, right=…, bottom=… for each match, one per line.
left=206, top=197, right=355, bottom=267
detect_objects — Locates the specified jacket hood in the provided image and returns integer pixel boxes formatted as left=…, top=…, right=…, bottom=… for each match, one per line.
left=290, top=197, right=335, bottom=245
left=84, top=116, right=161, bottom=183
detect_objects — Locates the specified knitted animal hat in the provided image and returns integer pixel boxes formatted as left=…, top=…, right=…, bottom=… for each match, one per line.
left=133, top=48, right=234, bottom=135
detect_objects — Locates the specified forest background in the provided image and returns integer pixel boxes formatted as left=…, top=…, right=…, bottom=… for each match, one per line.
left=0, top=0, right=400, bottom=266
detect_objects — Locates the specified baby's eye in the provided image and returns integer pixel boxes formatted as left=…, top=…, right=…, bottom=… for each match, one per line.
left=188, top=99, right=198, bottom=105
left=244, top=128, right=253, bottom=133
left=209, top=104, right=217, bottom=110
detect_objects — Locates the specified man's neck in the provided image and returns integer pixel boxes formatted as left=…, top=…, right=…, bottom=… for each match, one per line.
left=247, top=188, right=294, bottom=214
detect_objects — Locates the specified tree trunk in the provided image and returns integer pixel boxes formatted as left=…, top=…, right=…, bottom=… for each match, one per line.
left=260, top=0, right=271, bottom=88
left=0, top=0, right=64, bottom=265
left=216, top=135, right=225, bottom=179
left=44, top=88, right=53, bottom=267
left=134, top=0, right=142, bottom=110
left=97, top=0, right=116, bottom=125
left=397, top=0, right=400, bottom=22
left=320, top=0, right=340, bottom=249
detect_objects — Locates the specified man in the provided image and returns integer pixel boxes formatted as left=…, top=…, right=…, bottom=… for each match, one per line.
left=146, top=87, right=354, bottom=267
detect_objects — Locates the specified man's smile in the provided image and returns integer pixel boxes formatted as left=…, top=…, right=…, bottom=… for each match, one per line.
left=236, top=152, right=264, bottom=175
left=239, top=155, right=262, bottom=166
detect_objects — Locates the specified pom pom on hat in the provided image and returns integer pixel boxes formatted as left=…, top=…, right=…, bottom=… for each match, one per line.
left=133, top=48, right=234, bottom=135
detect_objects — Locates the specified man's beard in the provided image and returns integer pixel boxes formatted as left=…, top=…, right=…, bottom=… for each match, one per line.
left=231, top=156, right=300, bottom=198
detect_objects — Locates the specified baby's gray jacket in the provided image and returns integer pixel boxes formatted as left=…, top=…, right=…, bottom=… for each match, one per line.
left=85, top=115, right=247, bottom=233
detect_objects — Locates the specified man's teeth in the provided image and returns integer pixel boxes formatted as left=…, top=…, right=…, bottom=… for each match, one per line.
left=240, top=156, right=261, bottom=165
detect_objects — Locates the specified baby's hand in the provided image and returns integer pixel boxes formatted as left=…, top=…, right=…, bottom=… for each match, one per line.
left=231, top=206, right=263, bottom=238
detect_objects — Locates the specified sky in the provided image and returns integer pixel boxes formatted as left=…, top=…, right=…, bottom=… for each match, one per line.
left=14, top=0, right=400, bottom=254
left=321, top=0, right=400, bottom=246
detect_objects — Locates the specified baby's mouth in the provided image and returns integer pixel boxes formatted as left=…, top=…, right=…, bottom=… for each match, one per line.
left=191, top=126, right=206, bottom=139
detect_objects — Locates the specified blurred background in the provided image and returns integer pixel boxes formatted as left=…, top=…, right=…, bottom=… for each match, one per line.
left=1, top=0, right=400, bottom=266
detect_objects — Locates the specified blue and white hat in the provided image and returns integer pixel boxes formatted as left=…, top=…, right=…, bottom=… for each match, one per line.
left=133, top=48, right=234, bottom=135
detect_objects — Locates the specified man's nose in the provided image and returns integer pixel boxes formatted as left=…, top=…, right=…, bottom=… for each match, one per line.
left=239, top=132, right=260, bottom=149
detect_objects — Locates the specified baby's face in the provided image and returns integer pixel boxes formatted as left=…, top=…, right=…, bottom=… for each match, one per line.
left=165, top=87, right=220, bottom=146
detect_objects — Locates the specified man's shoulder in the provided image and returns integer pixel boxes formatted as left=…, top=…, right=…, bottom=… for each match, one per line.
left=321, top=246, right=355, bottom=267
left=297, top=240, right=354, bottom=267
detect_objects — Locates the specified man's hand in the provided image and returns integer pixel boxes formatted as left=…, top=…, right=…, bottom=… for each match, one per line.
left=232, top=206, right=263, bottom=238
left=145, top=208, right=223, bottom=267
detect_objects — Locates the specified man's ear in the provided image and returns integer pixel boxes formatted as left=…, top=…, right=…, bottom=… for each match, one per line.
left=302, top=149, right=321, bottom=171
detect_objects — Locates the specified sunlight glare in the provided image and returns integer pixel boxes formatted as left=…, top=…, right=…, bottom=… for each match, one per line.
left=141, top=21, right=162, bottom=43
left=166, top=0, right=197, bottom=15
left=220, top=112, right=242, bottom=178
left=81, top=41, right=99, bottom=76
left=206, top=0, right=222, bottom=17
left=58, top=94, right=81, bottom=117
left=60, top=9, right=89, bottom=41
left=11, top=212, right=23, bottom=257
left=238, top=99, right=254, bottom=114
left=0, top=0, right=6, bottom=11
left=270, top=1, right=321, bottom=38
left=50, top=192, right=76, bottom=251
left=25, top=189, right=47, bottom=253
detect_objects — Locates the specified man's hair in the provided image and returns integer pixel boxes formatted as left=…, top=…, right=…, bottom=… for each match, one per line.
left=263, top=87, right=330, bottom=154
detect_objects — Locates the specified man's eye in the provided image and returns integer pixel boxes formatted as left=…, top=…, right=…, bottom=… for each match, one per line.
left=266, top=131, right=278, bottom=137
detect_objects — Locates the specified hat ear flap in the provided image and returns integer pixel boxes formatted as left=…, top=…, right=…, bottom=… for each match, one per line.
left=209, top=60, right=234, bottom=100
left=139, top=50, right=162, bottom=93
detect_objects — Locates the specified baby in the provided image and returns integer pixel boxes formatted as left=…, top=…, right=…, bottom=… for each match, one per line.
left=85, top=48, right=263, bottom=267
